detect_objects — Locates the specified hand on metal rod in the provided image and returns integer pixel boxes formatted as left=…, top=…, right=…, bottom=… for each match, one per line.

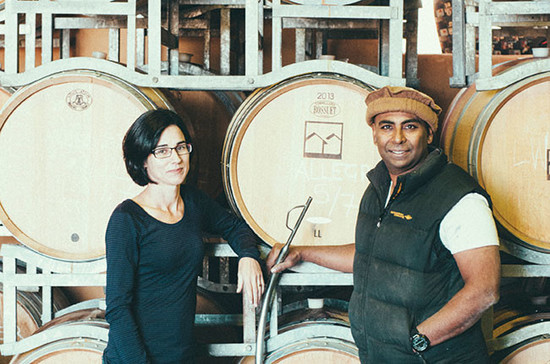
left=255, top=196, right=312, bottom=364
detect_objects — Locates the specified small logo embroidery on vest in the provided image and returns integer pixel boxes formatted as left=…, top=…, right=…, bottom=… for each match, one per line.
left=390, top=210, right=412, bottom=220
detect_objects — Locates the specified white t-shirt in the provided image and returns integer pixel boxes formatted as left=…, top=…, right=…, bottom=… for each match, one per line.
left=385, top=186, right=499, bottom=254
left=439, top=192, right=499, bottom=254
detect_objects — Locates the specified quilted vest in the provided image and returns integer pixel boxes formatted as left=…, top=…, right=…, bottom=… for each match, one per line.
left=349, top=149, right=490, bottom=363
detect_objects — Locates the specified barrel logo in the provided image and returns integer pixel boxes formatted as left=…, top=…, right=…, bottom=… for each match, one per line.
left=66, top=89, right=92, bottom=111
left=310, top=101, right=340, bottom=118
left=303, top=121, right=343, bottom=160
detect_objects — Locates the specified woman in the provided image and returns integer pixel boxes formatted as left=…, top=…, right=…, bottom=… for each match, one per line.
left=103, top=109, right=264, bottom=363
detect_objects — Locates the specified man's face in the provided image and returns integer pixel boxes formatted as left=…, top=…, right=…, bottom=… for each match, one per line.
left=371, top=111, right=433, bottom=178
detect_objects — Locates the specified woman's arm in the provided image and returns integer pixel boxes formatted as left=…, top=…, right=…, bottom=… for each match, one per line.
left=105, top=210, right=149, bottom=363
left=194, top=188, right=264, bottom=306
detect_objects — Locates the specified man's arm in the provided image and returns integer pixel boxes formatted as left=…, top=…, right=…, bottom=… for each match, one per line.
left=266, top=243, right=355, bottom=273
left=416, top=245, right=500, bottom=346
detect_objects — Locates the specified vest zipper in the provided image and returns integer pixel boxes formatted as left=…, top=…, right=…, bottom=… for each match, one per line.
left=376, top=181, right=403, bottom=228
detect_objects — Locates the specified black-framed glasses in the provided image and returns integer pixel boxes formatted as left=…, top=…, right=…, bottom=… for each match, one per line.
left=151, top=142, right=193, bottom=159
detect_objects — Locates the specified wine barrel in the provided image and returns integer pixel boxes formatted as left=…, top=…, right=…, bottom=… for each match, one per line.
left=0, top=70, right=175, bottom=261
left=0, top=261, right=69, bottom=364
left=490, top=307, right=550, bottom=363
left=9, top=290, right=237, bottom=363
left=223, top=73, right=378, bottom=249
left=240, top=303, right=359, bottom=363
left=440, top=59, right=550, bottom=261
left=169, top=69, right=245, bottom=200
left=9, top=307, right=107, bottom=364
left=0, top=69, right=242, bottom=261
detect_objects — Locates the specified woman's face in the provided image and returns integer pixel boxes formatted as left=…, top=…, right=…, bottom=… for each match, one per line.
left=144, top=125, right=190, bottom=187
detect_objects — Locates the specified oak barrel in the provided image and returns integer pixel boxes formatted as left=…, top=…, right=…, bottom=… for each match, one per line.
left=240, top=303, right=359, bottom=363
left=0, top=70, right=175, bottom=261
left=9, top=307, right=107, bottom=363
left=223, top=73, right=378, bottom=249
left=9, top=289, right=236, bottom=363
left=490, top=307, right=550, bottom=363
left=169, top=76, right=244, bottom=200
left=440, top=59, right=550, bottom=260
left=0, top=69, right=242, bottom=261
left=0, top=261, right=69, bottom=364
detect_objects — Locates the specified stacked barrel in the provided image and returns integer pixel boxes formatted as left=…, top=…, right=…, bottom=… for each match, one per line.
left=0, top=62, right=380, bottom=362
left=0, top=65, right=251, bottom=362
left=223, top=72, right=379, bottom=362
left=441, top=58, right=550, bottom=262
left=440, top=58, right=550, bottom=361
left=223, top=73, right=379, bottom=250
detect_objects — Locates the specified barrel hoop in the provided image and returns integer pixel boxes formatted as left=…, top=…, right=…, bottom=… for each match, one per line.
left=266, top=336, right=358, bottom=364
left=266, top=324, right=354, bottom=353
left=445, top=87, right=475, bottom=164
left=488, top=321, right=550, bottom=353
left=467, top=74, right=550, bottom=183
left=11, top=327, right=108, bottom=364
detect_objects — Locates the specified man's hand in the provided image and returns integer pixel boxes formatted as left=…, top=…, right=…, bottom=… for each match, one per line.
left=266, top=243, right=355, bottom=274
left=266, top=243, right=304, bottom=274
left=417, top=245, right=500, bottom=346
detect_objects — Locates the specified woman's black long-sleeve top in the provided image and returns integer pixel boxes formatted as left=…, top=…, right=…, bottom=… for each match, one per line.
left=103, top=185, right=260, bottom=364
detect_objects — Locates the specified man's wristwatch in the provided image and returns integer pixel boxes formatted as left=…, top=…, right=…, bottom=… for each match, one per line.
left=410, top=328, right=430, bottom=353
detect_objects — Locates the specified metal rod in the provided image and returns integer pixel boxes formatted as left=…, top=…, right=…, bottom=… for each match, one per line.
left=255, top=196, right=313, bottom=363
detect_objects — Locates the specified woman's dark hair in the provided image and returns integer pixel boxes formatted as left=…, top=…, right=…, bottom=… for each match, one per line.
left=123, top=108, right=192, bottom=186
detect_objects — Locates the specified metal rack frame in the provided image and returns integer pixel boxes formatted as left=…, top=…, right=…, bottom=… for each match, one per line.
left=451, top=0, right=550, bottom=89
left=0, top=1, right=414, bottom=361
left=0, top=244, right=106, bottom=356
left=2, top=0, right=549, bottom=360
left=0, top=242, right=356, bottom=360
left=488, top=261, right=550, bottom=353
left=0, top=243, right=260, bottom=358
left=0, top=0, right=414, bottom=89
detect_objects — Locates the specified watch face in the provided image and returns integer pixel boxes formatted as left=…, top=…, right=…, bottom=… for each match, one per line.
left=412, top=334, right=429, bottom=352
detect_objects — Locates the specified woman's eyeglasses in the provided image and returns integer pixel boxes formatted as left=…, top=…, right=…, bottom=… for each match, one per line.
left=151, top=142, right=192, bottom=159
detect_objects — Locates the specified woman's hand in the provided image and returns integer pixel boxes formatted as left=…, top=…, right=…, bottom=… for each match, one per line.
left=237, top=257, right=264, bottom=307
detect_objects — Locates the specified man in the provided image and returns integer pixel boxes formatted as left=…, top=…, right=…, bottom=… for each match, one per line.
left=267, top=86, right=500, bottom=363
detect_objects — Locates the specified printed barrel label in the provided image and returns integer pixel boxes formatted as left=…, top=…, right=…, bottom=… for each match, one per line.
left=66, top=89, right=93, bottom=111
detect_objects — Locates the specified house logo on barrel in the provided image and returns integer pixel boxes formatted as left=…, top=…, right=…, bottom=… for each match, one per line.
left=303, top=121, right=343, bottom=160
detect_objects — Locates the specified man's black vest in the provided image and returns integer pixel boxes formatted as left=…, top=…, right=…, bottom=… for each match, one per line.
left=349, top=149, right=491, bottom=363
